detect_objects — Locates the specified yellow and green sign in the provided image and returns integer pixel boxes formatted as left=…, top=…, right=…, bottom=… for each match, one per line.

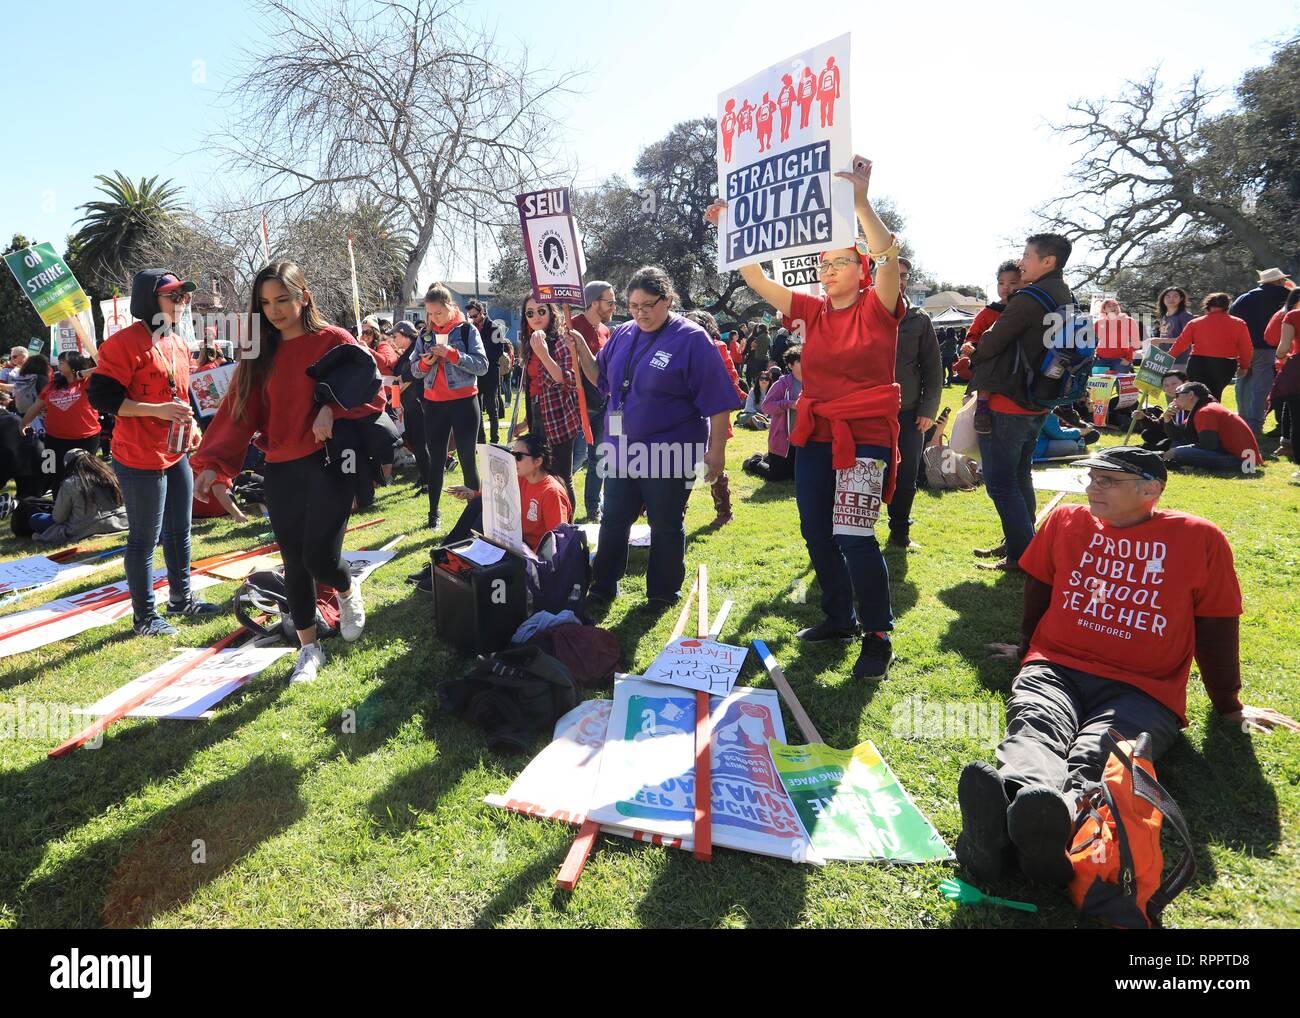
left=3, top=242, right=91, bottom=326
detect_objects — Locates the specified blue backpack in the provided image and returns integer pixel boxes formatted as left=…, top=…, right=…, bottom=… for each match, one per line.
left=1014, top=284, right=1096, bottom=409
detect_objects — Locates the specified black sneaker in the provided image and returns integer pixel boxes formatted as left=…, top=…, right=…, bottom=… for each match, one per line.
left=165, top=598, right=221, bottom=617
left=134, top=614, right=178, bottom=637
left=1007, top=785, right=1075, bottom=886
left=955, top=761, right=1013, bottom=884
left=427, top=511, right=441, bottom=531
left=852, top=633, right=894, bottom=679
left=796, top=618, right=859, bottom=642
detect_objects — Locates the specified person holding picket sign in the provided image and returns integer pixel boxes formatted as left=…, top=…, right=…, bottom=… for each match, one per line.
left=192, top=261, right=384, bottom=684
left=520, top=297, right=582, bottom=513
left=706, top=156, right=905, bottom=680
left=88, top=269, right=220, bottom=637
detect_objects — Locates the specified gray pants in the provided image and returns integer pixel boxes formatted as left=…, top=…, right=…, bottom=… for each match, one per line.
left=997, top=662, right=1182, bottom=797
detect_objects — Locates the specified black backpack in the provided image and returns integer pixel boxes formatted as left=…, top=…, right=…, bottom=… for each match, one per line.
left=436, top=645, right=580, bottom=755
left=234, top=568, right=340, bottom=643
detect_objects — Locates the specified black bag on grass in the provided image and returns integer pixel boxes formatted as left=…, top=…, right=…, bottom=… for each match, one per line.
left=234, top=568, right=340, bottom=643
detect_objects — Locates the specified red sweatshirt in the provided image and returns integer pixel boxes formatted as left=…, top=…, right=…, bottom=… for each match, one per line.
left=193, top=325, right=385, bottom=479
left=1169, top=309, right=1253, bottom=370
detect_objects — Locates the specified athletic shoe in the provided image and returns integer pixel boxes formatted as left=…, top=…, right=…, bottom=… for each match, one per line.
left=427, top=511, right=441, bottom=531
left=337, top=583, right=365, bottom=642
left=887, top=531, right=920, bottom=550
left=973, top=542, right=1006, bottom=559
left=1007, top=785, right=1075, bottom=886
left=166, top=598, right=222, bottom=617
left=852, top=633, right=894, bottom=680
left=134, top=615, right=178, bottom=637
left=796, top=618, right=859, bottom=642
left=0, top=494, right=14, bottom=521
left=445, top=455, right=458, bottom=472
left=976, top=558, right=1023, bottom=573
left=955, top=761, right=1014, bottom=884
left=289, top=643, right=327, bottom=684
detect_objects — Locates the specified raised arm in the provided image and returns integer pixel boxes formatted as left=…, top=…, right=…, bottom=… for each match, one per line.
left=704, top=201, right=794, bottom=318
left=836, top=157, right=899, bottom=311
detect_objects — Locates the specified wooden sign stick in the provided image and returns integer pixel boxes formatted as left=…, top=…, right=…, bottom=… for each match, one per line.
left=692, top=563, right=713, bottom=862
left=1035, top=491, right=1067, bottom=528
left=561, top=305, right=593, bottom=445
left=752, top=639, right=822, bottom=745
left=708, top=600, right=733, bottom=641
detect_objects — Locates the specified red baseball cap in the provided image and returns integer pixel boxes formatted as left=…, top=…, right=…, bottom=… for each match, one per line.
left=155, top=273, right=197, bottom=295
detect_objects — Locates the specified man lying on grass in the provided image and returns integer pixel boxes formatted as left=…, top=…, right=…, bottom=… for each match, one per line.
left=957, top=446, right=1299, bottom=887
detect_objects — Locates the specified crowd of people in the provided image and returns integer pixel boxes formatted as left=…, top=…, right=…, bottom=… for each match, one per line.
left=2, top=151, right=1297, bottom=908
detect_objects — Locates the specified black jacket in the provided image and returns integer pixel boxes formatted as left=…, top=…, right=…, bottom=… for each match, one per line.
left=895, top=304, right=944, bottom=418
left=969, top=269, right=1075, bottom=410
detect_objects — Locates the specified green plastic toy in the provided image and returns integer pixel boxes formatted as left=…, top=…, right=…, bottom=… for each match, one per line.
left=938, top=877, right=1038, bottom=913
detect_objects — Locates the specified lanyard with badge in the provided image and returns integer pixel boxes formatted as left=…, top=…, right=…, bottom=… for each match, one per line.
left=153, top=334, right=191, bottom=454
left=608, top=325, right=658, bottom=437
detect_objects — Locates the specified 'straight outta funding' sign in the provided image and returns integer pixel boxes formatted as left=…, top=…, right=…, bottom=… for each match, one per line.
left=716, top=33, right=853, bottom=272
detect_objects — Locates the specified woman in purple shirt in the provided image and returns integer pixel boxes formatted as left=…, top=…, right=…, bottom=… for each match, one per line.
left=568, top=265, right=742, bottom=610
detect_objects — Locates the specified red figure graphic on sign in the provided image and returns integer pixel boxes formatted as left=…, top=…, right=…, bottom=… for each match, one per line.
left=777, top=73, right=796, bottom=142
left=818, top=56, right=841, bottom=128
left=720, top=98, right=738, bottom=163
left=738, top=98, right=755, bottom=136
left=755, top=91, right=777, bottom=152
left=796, top=66, right=817, bottom=130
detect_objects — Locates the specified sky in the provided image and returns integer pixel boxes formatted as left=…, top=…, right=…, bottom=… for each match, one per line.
left=2, top=0, right=1294, bottom=295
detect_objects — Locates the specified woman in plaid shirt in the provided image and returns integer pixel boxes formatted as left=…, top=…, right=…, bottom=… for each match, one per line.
left=521, top=296, right=582, bottom=511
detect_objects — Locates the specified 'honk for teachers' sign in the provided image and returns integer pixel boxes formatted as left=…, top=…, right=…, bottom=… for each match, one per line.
left=716, top=33, right=854, bottom=272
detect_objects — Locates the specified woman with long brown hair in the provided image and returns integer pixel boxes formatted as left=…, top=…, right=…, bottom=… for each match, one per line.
left=520, top=296, right=581, bottom=512
left=192, top=261, right=386, bottom=683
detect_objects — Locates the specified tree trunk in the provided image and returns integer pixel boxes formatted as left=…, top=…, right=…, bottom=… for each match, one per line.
left=1188, top=196, right=1290, bottom=270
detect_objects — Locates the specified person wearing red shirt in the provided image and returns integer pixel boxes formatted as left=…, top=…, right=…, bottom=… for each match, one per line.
left=444, top=432, right=572, bottom=551
left=1162, top=382, right=1262, bottom=474
left=360, top=316, right=399, bottom=376
left=956, top=446, right=1298, bottom=886
left=87, top=269, right=219, bottom=637
left=1270, top=296, right=1300, bottom=475
left=707, top=155, right=904, bottom=679
left=1168, top=293, right=1253, bottom=402
left=1092, top=298, right=1140, bottom=370
left=570, top=281, right=614, bottom=521
left=20, top=351, right=101, bottom=491
left=684, top=309, right=745, bottom=526
left=959, top=260, right=1020, bottom=397
left=519, top=297, right=582, bottom=515
left=193, top=261, right=385, bottom=683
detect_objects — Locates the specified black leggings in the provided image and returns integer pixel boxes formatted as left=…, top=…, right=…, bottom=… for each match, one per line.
left=1187, top=355, right=1238, bottom=403
left=263, top=450, right=354, bottom=631
left=42, top=433, right=102, bottom=493
left=423, top=395, right=481, bottom=517
left=400, top=386, right=430, bottom=485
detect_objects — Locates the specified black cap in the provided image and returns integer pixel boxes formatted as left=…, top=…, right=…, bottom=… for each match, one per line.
left=1073, top=446, right=1167, bottom=483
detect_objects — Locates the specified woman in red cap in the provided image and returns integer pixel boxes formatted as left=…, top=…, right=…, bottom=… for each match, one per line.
left=707, top=155, right=904, bottom=679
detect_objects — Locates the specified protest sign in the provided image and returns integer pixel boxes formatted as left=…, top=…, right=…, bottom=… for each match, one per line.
left=642, top=638, right=748, bottom=696
left=1114, top=373, right=1140, bottom=410
left=49, top=308, right=96, bottom=356
left=587, top=678, right=814, bottom=862
left=0, top=556, right=103, bottom=598
left=27, top=336, right=44, bottom=353
left=580, top=522, right=650, bottom=553
left=100, top=295, right=135, bottom=341
left=478, top=443, right=525, bottom=554
left=832, top=456, right=885, bottom=537
left=1032, top=467, right=1089, bottom=493
left=1087, top=375, right=1114, bottom=426
left=190, top=362, right=236, bottom=418
left=715, top=33, right=853, bottom=271
left=769, top=739, right=952, bottom=863
left=1135, top=346, right=1175, bottom=397
left=775, top=253, right=822, bottom=295
left=77, top=647, right=293, bottom=721
left=515, top=188, right=585, bottom=304
left=3, top=242, right=91, bottom=326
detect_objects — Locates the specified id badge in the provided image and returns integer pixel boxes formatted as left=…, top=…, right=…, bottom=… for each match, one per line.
left=607, top=411, right=623, bottom=437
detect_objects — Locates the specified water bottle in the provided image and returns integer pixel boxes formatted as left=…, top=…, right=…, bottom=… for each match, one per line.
left=165, top=399, right=192, bottom=455
left=1041, top=349, right=1066, bottom=380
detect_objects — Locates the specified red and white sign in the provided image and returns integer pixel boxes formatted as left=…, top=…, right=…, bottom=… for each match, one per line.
left=832, top=457, right=885, bottom=537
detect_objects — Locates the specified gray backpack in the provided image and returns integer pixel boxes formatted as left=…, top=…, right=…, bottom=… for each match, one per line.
left=923, top=444, right=983, bottom=491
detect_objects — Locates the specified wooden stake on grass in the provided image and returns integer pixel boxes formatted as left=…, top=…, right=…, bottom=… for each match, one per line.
left=692, top=563, right=713, bottom=862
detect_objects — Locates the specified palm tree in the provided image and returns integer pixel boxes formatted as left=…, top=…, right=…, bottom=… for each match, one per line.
left=73, top=172, right=184, bottom=291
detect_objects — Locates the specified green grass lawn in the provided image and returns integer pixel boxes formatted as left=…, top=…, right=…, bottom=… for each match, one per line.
left=1, top=383, right=1297, bottom=929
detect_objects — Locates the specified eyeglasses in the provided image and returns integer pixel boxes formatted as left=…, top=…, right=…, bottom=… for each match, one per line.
left=628, top=296, right=664, bottom=314
left=1086, top=472, right=1147, bottom=490
left=524, top=308, right=550, bottom=319
left=817, top=257, right=858, bottom=277
left=159, top=290, right=191, bottom=303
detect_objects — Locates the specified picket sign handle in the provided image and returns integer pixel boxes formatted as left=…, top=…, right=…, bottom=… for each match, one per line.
left=708, top=600, right=733, bottom=641
left=560, top=306, right=594, bottom=445
left=1035, top=491, right=1066, bottom=528
left=692, top=564, right=713, bottom=862
left=48, top=628, right=247, bottom=758
left=753, top=639, right=822, bottom=745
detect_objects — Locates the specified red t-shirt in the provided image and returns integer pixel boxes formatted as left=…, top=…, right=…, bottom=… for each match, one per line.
left=1191, top=402, right=1261, bottom=464
left=1281, top=308, right=1300, bottom=359
left=789, top=288, right=904, bottom=449
left=1019, top=504, right=1243, bottom=725
left=520, top=473, right=571, bottom=550
left=94, top=321, right=192, bottom=470
left=1264, top=308, right=1285, bottom=348
left=526, top=346, right=546, bottom=397
left=41, top=378, right=101, bottom=440
left=570, top=314, right=609, bottom=357
left=1093, top=314, right=1140, bottom=360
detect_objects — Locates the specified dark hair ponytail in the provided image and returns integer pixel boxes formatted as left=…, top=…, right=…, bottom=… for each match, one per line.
left=517, top=432, right=551, bottom=472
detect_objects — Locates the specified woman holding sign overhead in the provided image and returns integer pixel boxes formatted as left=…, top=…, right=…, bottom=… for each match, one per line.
left=706, top=156, right=904, bottom=680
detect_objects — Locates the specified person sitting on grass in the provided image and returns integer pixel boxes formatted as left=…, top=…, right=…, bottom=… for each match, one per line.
left=1136, top=370, right=1193, bottom=452
left=956, top=446, right=1298, bottom=887
left=736, top=367, right=776, bottom=430
left=742, top=348, right=804, bottom=483
left=1164, top=382, right=1262, bottom=476
left=1033, top=408, right=1099, bottom=460
left=28, top=447, right=129, bottom=545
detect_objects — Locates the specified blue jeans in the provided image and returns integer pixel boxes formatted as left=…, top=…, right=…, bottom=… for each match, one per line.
left=977, top=410, right=1047, bottom=562
left=794, top=440, right=893, bottom=633
left=113, top=457, right=194, bottom=622
left=1094, top=357, right=1130, bottom=373
left=591, top=473, right=690, bottom=603
left=1169, top=445, right=1249, bottom=473
left=29, top=512, right=55, bottom=533
left=1234, top=348, right=1277, bottom=434
left=580, top=406, right=606, bottom=518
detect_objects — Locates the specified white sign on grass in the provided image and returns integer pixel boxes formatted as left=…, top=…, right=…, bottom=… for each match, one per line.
left=642, top=638, right=748, bottom=696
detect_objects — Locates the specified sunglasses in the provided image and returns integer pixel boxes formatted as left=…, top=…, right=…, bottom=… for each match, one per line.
left=510, top=450, right=535, bottom=461
left=524, top=308, right=550, bottom=318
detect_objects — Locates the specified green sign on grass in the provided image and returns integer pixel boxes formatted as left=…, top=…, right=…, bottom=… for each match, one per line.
left=3, top=242, right=90, bottom=326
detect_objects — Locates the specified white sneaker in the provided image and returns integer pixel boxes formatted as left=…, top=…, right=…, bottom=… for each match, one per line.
left=337, top=582, right=365, bottom=642
left=289, top=643, right=327, bottom=684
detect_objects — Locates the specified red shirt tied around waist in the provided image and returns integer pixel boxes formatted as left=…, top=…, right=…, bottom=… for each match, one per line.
left=93, top=321, right=192, bottom=470
left=787, top=287, right=905, bottom=499
left=193, top=325, right=386, bottom=478
left=1019, top=504, right=1243, bottom=725
left=41, top=378, right=101, bottom=440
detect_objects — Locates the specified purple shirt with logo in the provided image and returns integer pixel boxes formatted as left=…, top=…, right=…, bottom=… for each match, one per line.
left=596, top=314, right=742, bottom=474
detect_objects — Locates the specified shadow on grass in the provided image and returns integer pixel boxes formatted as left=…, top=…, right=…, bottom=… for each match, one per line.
left=635, top=846, right=810, bottom=928
left=18, top=756, right=305, bottom=928
left=937, top=576, right=1026, bottom=693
